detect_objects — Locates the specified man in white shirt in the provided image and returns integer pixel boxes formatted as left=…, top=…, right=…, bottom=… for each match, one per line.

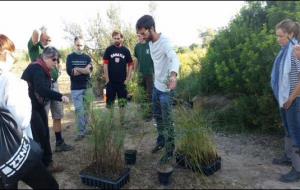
left=136, top=15, right=180, bottom=163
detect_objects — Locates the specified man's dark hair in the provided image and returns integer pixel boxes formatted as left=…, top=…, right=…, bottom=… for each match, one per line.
left=112, top=30, right=123, bottom=38
left=136, top=15, right=155, bottom=32
left=74, top=35, right=83, bottom=43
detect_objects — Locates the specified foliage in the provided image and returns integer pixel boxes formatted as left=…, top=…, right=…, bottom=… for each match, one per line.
left=189, top=1, right=300, bottom=132
left=202, top=95, right=282, bottom=135
left=198, top=28, right=217, bottom=48
left=58, top=48, right=72, bottom=62
left=16, top=50, right=30, bottom=64
left=127, top=72, right=151, bottom=119
left=174, top=106, right=218, bottom=171
left=84, top=88, right=126, bottom=176
left=176, top=47, right=205, bottom=102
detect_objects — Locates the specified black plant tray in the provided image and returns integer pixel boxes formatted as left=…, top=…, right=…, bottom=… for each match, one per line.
left=79, top=167, right=130, bottom=189
left=175, top=153, right=221, bottom=176
left=200, top=157, right=221, bottom=176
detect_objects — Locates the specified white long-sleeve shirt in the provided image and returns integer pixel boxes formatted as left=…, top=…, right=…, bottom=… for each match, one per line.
left=149, top=34, right=180, bottom=92
left=0, top=72, right=33, bottom=138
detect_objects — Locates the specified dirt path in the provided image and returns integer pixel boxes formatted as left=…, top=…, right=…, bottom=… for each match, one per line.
left=16, top=67, right=300, bottom=189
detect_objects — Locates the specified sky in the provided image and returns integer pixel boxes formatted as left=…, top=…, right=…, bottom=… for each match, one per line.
left=1, top=1, right=246, bottom=50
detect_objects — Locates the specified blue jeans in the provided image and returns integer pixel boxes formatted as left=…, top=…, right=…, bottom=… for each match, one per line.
left=152, top=87, right=175, bottom=154
left=71, top=89, right=88, bottom=136
left=280, top=97, right=300, bottom=147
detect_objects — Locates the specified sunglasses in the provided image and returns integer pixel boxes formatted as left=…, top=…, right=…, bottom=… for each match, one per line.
left=76, top=44, right=83, bottom=47
left=52, top=58, right=59, bottom=62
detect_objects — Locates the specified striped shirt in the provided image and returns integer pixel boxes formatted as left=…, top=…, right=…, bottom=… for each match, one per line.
left=289, top=55, right=300, bottom=96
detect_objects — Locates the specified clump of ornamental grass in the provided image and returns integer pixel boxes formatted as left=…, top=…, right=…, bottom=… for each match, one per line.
left=174, top=106, right=219, bottom=173
left=127, top=72, right=152, bottom=119
left=84, top=88, right=126, bottom=178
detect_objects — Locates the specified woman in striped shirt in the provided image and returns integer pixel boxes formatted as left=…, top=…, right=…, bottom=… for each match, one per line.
left=271, top=19, right=300, bottom=183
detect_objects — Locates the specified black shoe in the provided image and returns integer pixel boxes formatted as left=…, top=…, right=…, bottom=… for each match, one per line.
left=279, top=167, right=300, bottom=183
left=151, top=144, right=164, bottom=153
left=272, top=155, right=292, bottom=166
left=55, top=141, right=74, bottom=152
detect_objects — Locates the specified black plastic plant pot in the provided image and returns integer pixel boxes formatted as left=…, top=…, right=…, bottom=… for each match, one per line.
left=201, top=156, right=221, bottom=176
left=157, top=169, right=173, bottom=186
left=79, top=167, right=130, bottom=189
left=175, top=152, right=187, bottom=167
left=125, top=149, right=137, bottom=165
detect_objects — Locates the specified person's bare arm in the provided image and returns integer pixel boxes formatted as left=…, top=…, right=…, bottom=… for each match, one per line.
left=133, top=58, right=138, bottom=73
left=32, top=30, right=40, bottom=45
left=294, top=45, right=300, bottom=60
left=284, top=52, right=300, bottom=109
left=74, top=64, right=92, bottom=75
left=103, top=64, right=109, bottom=84
left=168, top=71, right=178, bottom=90
left=125, top=64, right=133, bottom=84
left=284, top=83, right=300, bottom=110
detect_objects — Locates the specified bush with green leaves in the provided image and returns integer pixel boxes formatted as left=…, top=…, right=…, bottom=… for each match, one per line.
left=185, top=1, right=300, bottom=133
left=175, top=48, right=205, bottom=102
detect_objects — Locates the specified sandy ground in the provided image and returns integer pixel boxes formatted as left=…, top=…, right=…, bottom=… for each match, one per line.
left=13, top=65, right=300, bottom=189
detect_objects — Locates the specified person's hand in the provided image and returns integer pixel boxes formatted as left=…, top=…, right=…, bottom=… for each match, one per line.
left=73, top=68, right=80, bottom=76
left=105, top=80, right=110, bottom=87
left=32, top=30, right=40, bottom=45
left=86, top=64, right=92, bottom=70
left=168, top=75, right=177, bottom=90
left=124, top=79, right=128, bottom=85
left=62, top=96, right=69, bottom=104
left=283, top=96, right=295, bottom=110
left=294, top=45, right=300, bottom=60
left=83, top=64, right=91, bottom=73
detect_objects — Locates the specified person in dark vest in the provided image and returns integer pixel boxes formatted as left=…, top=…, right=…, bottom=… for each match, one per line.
left=22, top=46, right=69, bottom=173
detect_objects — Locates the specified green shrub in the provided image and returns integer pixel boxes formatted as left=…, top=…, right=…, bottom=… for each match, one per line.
left=188, top=2, right=300, bottom=133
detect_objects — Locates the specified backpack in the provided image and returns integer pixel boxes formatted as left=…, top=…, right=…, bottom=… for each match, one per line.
left=0, top=108, right=42, bottom=185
